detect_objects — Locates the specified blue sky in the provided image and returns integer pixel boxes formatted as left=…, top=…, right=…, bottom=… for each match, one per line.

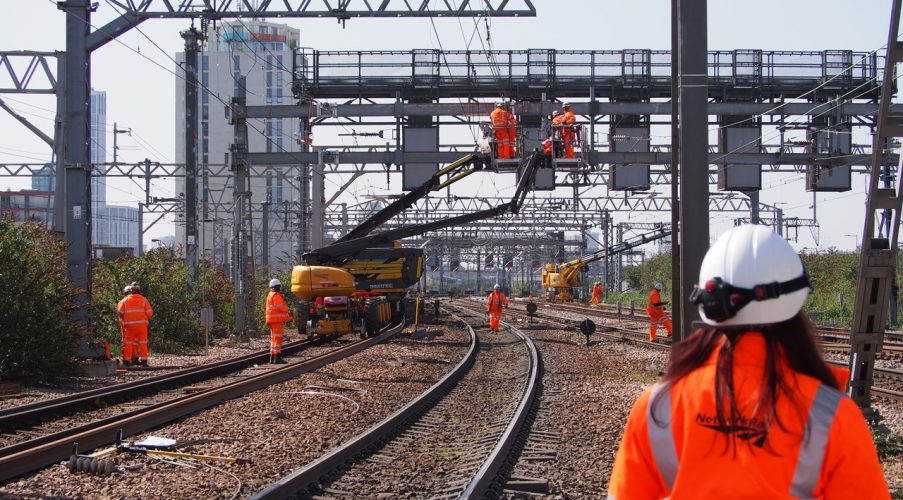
left=0, top=0, right=896, bottom=250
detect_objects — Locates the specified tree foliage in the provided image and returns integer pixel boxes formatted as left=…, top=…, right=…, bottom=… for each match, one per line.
left=93, top=248, right=235, bottom=353
left=621, top=247, right=903, bottom=327
left=0, top=218, right=78, bottom=382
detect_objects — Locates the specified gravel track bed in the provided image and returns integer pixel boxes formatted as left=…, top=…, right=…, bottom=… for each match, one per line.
left=0, top=323, right=469, bottom=499
left=317, top=318, right=528, bottom=498
left=0, top=335, right=343, bottom=450
left=502, top=323, right=666, bottom=498
left=0, top=335, right=284, bottom=412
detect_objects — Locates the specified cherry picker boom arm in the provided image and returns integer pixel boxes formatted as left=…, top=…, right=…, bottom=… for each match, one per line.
left=558, top=226, right=672, bottom=284
left=304, top=151, right=542, bottom=266
left=336, top=153, right=488, bottom=243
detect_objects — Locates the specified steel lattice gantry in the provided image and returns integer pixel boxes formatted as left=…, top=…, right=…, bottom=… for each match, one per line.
left=35, top=0, right=536, bottom=339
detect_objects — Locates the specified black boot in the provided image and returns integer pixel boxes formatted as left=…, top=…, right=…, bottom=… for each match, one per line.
left=273, top=355, right=287, bottom=364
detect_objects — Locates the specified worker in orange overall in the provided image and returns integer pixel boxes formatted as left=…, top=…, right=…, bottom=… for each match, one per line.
left=550, top=110, right=564, bottom=158
left=116, top=282, right=154, bottom=366
left=560, top=103, right=577, bottom=158
left=265, top=278, right=291, bottom=364
left=486, top=284, right=509, bottom=333
left=608, top=224, right=889, bottom=500
left=646, top=282, right=672, bottom=341
left=505, top=102, right=518, bottom=158
left=490, top=101, right=512, bottom=159
left=589, top=281, right=603, bottom=304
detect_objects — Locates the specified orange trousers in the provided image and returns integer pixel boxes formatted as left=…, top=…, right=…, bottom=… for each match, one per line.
left=488, top=311, right=502, bottom=332
left=121, top=327, right=148, bottom=363
left=494, top=129, right=513, bottom=159
left=269, top=322, right=284, bottom=355
left=562, top=130, right=575, bottom=158
left=590, top=293, right=602, bottom=304
left=648, top=311, right=672, bottom=341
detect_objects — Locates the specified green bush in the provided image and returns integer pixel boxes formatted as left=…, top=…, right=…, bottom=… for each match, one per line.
left=0, top=218, right=79, bottom=382
left=873, top=429, right=903, bottom=460
left=93, top=248, right=234, bottom=353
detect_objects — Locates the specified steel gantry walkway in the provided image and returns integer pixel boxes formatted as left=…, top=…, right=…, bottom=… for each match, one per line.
left=293, top=48, right=884, bottom=100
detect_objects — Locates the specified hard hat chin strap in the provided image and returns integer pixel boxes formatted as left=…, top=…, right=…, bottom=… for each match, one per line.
left=689, top=271, right=810, bottom=322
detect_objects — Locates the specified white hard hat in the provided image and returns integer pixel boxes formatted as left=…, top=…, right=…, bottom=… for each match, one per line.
left=562, top=102, right=572, bottom=108
left=552, top=110, right=561, bottom=117
left=692, top=225, right=810, bottom=327
left=654, top=282, right=663, bottom=291
left=269, top=278, right=281, bottom=288
left=122, top=286, right=132, bottom=294
left=495, top=101, right=504, bottom=107
left=494, top=284, right=500, bottom=289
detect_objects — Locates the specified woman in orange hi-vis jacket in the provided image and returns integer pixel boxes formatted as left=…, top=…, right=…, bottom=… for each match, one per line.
left=608, top=225, right=889, bottom=500
left=490, top=102, right=512, bottom=159
left=486, top=284, right=509, bottom=333
left=647, top=282, right=673, bottom=342
left=561, top=103, right=577, bottom=158
left=265, top=278, right=292, bottom=364
left=117, top=283, right=154, bottom=366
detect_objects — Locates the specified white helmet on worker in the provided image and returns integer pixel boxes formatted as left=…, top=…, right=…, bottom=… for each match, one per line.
left=269, top=278, right=281, bottom=288
left=562, top=102, right=572, bottom=108
left=495, top=101, right=504, bottom=108
left=494, top=284, right=500, bottom=290
left=654, top=282, right=663, bottom=291
left=691, top=224, right=810, bottom=327
left=552, top=110, right=561, bottom=117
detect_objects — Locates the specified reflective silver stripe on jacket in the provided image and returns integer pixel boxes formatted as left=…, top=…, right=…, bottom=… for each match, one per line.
left=646, top=382, right=842, bottom=497
left=647, top=382, right=678, bottom=490
left=790, top=384, right=843, bottom=498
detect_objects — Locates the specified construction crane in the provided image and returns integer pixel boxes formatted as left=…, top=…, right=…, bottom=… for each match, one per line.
left=291, top=151, right=543, bottom=338
left=541, top=226, right=672, bottom=302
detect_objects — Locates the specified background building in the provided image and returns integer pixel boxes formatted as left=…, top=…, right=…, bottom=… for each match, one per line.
left=30, top=89, right=139, bottom=254
left=175, top=20, right=303, bottom=271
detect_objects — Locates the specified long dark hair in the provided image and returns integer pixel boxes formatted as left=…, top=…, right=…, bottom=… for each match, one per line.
left=654, top=312, right=839, bottom=450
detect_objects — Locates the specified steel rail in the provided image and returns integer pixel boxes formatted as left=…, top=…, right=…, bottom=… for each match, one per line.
left=0, top=322, right=404, bottom=483
left=252, top=313, right=478, bottom=499
left=458, top=310, right=542, bottom=499
left=0, top=338, right=322, bottom=432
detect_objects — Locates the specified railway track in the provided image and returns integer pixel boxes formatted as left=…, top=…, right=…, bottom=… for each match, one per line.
left=0, top=321, right=405, bottom=483
left=460, top=298, right=903, bottom=406
left=0, top=337, right=328, bottom=435
left=253, top=309, right=540, bottom=499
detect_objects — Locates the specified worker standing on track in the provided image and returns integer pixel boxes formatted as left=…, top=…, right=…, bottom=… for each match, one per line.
left=116, top=283, right=154, bottom=366
left=646, top=282, right=672, bottom=341
left=265, top=278, right=292, bottom=364
left=561, top=102, right=577, bottom=159
left=486, top=284, right=509, bottom=333
left=491, top=101, right=512, bottom=159
left=608, top=224, right=889, bottom=499
left=589, top=281, right=603, bottom=304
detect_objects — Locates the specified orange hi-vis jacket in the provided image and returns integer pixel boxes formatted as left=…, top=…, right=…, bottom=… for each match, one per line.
left=608, top=333, right=889, bottom=500
left=265, top=291, right=291, bottom=325
left=491, top=107, right=511, bottom=133
left=562, top=109, right=576, bottom=126
left=486, top=291, right=509, bottom=314
left=647, top=289, right=666, bottom=316
left=117, top=293, right=153, bottom=332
